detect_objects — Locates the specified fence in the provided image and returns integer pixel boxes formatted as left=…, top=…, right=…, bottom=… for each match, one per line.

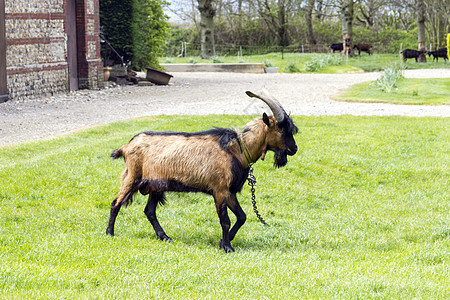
left=163, top=43, right=332, bottom=58
left=162, top=42, right=409, bottom=58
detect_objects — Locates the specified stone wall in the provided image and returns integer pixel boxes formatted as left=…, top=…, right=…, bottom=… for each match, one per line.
left=5, top=0, right=102, bottom=101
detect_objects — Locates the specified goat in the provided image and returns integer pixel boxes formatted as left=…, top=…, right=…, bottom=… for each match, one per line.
left=427, top=48, right=448, bottom=62
left=353, top=43, right=372, bottom=55
left=401, top=49, right=427, bottom=62
left=106, top=89, right=298, bottom=252
left=329, top=43, right=343, bottom=53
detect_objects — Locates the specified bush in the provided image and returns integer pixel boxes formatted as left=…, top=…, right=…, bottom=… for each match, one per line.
left=100, top=0, right=134, bottom=64
left=447, top=34, right=450, bottom=61
left=100, top=0, right=169, bottom=70
left=305, top=55, right=343, bottom=72
left=371, top=64, right=405, bottom=93
left=264, top=60, right=274, bottom=67
left=285, top=63, right=301, bottom=73
left=131, top=0, right=169, bottom=70
left=212, top=56, right=224, bottom=63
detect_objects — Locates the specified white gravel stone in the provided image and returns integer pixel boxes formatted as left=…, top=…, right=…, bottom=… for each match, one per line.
left=0, top=69, right=449, bottom=146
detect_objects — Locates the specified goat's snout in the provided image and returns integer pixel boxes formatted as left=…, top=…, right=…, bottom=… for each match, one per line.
left=287, top=144, right=297, bottom=156
left=288, top=145, right=298, bottom=155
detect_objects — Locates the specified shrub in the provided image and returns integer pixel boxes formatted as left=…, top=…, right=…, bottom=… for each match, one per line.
left=285, top=63, right=301, bottom=73
left=100, top=0, right=134, bottom=64
left=188, top=57, right=199, bottom=64
left=100, top=0, right=169, bottom=70
left=305, top=55, right=343, bottom=72
left=447, top=34, right=450, bottom=61
left=371, top=64, right=405, bottom=93
left=212, top=56, right=224, bottom=63
left=264, top=60, right=274, bottom=67
left=131, top=0, right=170, bottom=70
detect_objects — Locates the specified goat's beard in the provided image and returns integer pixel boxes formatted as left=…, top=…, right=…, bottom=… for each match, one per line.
left=273, top=150, right=288, bottom=168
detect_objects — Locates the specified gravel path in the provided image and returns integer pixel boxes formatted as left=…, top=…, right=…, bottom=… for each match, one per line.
left=0, top=69, right=449, bottom=146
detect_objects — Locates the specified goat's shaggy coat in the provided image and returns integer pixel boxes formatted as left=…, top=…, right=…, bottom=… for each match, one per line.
left=106, top=90, right=298, bottom=252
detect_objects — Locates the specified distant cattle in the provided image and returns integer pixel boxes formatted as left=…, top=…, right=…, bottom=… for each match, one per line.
left=400, top=49, right=427, bottom=62
left=329, top=43, right=343, bottom=53
left=353, top=43, right=372, bottom=55
left=427, top=48, right=448, bottom=62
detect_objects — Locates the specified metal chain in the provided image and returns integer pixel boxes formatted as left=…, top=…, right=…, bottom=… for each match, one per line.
left=247, top=164, right=267, bottom=225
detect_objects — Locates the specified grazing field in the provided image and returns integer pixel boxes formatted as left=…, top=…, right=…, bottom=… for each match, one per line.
left=161, top=52, right=450, bottom=73
left=1, top=115, right=449, bottom=299
left=335, top=78, right=450, bottom=105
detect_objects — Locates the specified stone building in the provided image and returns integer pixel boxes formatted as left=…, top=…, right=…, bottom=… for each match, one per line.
left=0, top=0, right=103, bottom=102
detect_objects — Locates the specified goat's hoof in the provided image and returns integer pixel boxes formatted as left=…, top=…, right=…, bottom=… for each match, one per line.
left=219, top=239, right=235, bottom=253
left=158, top=234, right=171, bottom=242
left=106, top=228, right=114, bottom=236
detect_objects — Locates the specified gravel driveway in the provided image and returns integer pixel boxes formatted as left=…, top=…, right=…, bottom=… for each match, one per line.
left=0, top=69, right=449, bottom=146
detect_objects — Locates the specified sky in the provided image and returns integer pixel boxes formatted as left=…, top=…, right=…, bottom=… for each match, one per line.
left=164, top=0, right=192, bottom=24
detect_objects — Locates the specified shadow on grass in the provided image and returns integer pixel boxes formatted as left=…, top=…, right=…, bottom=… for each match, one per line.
left=130, top=222, right=317, bottom=253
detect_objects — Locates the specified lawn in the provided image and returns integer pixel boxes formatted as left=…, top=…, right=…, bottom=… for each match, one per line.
left=160, top=52, right=450, bottom=73
left=335, top=78, right=450, bottom=105
left=1, top=115, right=449, bottom=299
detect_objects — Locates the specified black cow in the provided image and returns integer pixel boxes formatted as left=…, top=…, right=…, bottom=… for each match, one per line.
left=329, top=43, right=343, bottom=53
left=401, top=49, right=427, bottom=62
left=353, top=43, right=372, bottom=55
left=427, top=48, right=448, bottom=62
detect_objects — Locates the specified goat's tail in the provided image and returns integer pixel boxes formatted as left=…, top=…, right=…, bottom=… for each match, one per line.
left=111, top=148, right=124, bottom=160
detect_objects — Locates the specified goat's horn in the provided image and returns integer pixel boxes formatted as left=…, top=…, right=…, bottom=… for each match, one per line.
left=246, top=88, right=286, bottom=122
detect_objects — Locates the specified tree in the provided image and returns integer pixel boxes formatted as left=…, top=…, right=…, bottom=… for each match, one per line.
left=255, top=0, right=291, bottom=47
left=341, top=0, right=354, bottom=56
left=198, top=0, right=216, bottom=58
left=416, top=0, right=427, bottom=62
left=424, top=0, right=450, bottom=49
left=355, top=0, right=386, bottom=28
left=305, top=0, right=317, bottom=45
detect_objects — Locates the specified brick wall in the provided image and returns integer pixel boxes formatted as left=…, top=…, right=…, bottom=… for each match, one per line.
left=5, top=0, right=102, bottom=101
left=75, top=0, right=102, bottom=90
left=0, top=0, right=8, bottom=102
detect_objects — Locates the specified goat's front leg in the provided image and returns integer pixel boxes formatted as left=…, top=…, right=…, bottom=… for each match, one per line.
left=214, top=192, right=234, bottom=253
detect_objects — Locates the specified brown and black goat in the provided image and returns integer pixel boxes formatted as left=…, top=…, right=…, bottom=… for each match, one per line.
left=106, top=89, right=298, bottom=252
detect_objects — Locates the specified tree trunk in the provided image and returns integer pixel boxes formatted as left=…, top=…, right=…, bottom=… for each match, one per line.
left=416, top=0, right=427, bottom=62
left=305, top=0, right=317, bottom=45
left=341, top=0, right=354, bottom=56
left=198, top=0, right=216, bottom=59
left=277, top=0, right=289, bottom=47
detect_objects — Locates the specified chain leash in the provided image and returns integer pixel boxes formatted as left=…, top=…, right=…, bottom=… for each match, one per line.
left=247, top=164, right=267, bottom=225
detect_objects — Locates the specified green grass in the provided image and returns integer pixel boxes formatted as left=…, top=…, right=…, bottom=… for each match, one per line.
left=160, top=52, right=449, bottom=73
left=1, top=115, right=450, bottom=299
left=335, top=78, right=450, bottom=105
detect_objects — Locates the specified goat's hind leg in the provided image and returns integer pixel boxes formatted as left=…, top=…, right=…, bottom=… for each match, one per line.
left=144, top=192, right=171, bottom=241
left=106, top=198, right=121, bottom=236
left=227, top=194, right=246, bottom=242
left=106, top=174, right=137, bottom=236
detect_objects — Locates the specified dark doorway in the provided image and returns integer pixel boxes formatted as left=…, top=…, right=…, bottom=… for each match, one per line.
left=66, top=0, right=78, bottom=91
left=0, top=0, right=8, bottom=102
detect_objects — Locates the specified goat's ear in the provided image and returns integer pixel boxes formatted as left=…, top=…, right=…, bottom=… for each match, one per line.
left=262, top=112, right=271, bottom=127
